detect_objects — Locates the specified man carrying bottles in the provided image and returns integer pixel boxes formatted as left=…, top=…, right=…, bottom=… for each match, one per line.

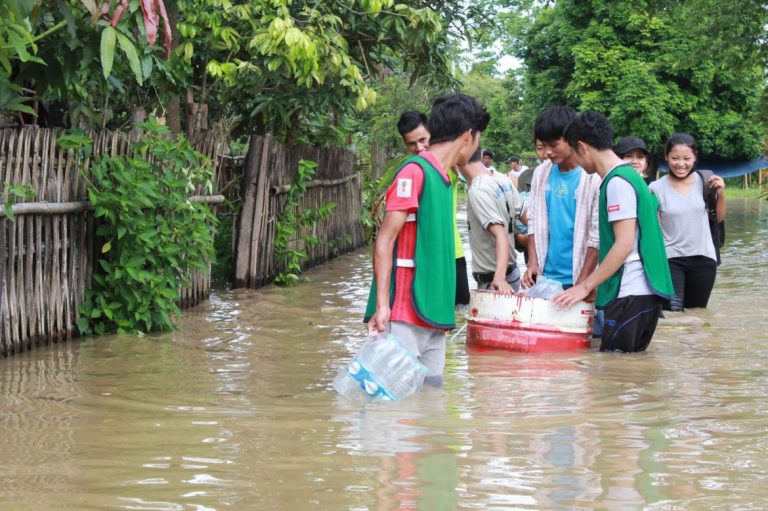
left=365, top=93, right=490, bottom=387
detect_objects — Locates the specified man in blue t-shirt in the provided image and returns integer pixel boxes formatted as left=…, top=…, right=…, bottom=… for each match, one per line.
left=523, top=106, right=601, bottom=292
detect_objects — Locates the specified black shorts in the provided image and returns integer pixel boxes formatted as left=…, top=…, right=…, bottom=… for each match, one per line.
left=600, top=295, right=663, bottom=353
left=455, top=257, right=470, bottom=306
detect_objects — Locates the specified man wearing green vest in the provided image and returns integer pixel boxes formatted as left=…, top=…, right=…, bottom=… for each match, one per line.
left=366, top=94, right=490, bottom=385
left=553, top=110, right=674, bottom=352
left=397, top=110, right=470, bottom=307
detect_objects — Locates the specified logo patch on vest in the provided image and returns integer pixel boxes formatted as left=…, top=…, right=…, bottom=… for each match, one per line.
left=396, top=178, right=412, bottom=198
left=608, top=204, right=620, bottom=212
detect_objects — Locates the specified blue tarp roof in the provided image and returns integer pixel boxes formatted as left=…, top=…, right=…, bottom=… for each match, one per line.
left=658, top=156, right=768, bottom=178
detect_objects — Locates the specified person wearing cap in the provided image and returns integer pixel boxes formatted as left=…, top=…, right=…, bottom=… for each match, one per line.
left=505, top=155, right=528, bottom=181
left=614, top=136, right=655, bottom=184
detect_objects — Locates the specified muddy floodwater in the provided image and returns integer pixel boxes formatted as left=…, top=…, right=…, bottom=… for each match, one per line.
left=1, top=198, right=767, bottom=511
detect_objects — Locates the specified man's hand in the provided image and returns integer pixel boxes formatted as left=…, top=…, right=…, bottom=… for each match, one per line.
left=367, top=305, right=390, bottom=335
left=552, top=283, right=590, bottom=309
left=522, top=261, right=540, bottom=289
left=574, top=273, right=596, bottom=302
left=491, top=275, right=514, bottom=295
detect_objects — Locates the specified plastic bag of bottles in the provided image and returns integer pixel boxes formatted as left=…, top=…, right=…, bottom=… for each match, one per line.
left=522, top=276, right=564, bottom=300
left=333, top=334, right=428, bottom=401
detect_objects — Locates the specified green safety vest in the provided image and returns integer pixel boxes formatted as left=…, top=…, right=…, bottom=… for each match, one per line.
left=597, top=164, right=674, bottom=308
left=364, top=155, right=456, bottom=329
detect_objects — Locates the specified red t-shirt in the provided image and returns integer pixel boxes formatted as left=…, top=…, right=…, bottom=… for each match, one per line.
left=384, top=151, right=450, bottom=328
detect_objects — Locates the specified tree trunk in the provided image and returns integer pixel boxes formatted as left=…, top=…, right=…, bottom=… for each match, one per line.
left=166, top=97, right=182, bottom=134
left=187, top=102, right=208, bottom=139
left=130, top=106, right=146, bottom=135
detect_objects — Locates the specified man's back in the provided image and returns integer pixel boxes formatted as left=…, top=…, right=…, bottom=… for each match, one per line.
left=466, top=170, right=522, bottom=275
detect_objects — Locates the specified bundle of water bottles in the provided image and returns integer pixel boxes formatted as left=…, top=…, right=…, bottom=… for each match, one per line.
left=333, top=333, right=427, bottom=401
left=522, top=276, right=564, bottom=300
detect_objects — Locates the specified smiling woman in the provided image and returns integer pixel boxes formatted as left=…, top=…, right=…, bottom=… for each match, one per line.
left=649, top=133, right=726, bottom=311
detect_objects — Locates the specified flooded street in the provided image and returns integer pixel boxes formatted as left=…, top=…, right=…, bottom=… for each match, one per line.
left=1, top=198, right=767, bottom=510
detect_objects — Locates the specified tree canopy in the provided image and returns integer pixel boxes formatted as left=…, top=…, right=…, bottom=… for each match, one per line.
left=3, top=0, right=768, bottom=161
left=515, top=0, right=768, bottom=159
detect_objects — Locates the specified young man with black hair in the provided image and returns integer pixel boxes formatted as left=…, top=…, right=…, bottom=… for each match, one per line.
left=396, top=110, right=471, bottom=308
left=481, top=149, right=496, bottom=171
left=397, top=111, right=430, bottom=155
left=366, top=94, right=490, bottom=386
left=523, top=106, right=601, bottom=295
left=459, top=148, right=524, bottom=293
left=553, top=110, right=674, bottom=352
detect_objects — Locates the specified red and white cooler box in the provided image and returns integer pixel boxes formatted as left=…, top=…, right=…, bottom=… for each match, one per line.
left=466, top=289, right=595, bottom=352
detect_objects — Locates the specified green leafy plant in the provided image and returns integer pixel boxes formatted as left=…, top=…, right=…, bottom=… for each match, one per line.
left=59, top=119, right=217, bottom=335
left=1, top=182, right=36, bottom=220
left=273, top=159, right=335, bottom=286
left=322, top=234, right=354, bottom=258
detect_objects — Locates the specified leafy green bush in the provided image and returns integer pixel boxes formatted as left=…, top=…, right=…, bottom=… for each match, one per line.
left=59, top=120, right=217, bottom=335
left=273, top=159, right=335, bottom=286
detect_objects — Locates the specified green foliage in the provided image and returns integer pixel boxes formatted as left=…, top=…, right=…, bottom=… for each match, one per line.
left=458, top=68, right=532, bottom=163
left=211, top=206, right=238, bottom=284
left=513, top=0, right=768, bottom=159
left=59, top=119, right=218, bottom=335
left=175, top=0, right=478, bottom=143
left=323, top=234, right=354, bottom=258
left=0, top=0, right=65, bottom=115
left=1, top=182, right=36, bottom=220
left=7, top=0, right=495, bottom=147
left=273, top=159, right=335, bottom=286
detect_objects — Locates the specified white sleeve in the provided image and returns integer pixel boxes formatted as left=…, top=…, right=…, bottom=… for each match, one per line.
left=606, top=178, right=637, bottom=222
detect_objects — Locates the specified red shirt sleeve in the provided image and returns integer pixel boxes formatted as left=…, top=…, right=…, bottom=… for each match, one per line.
left=385, top=163, right=424, bottom=212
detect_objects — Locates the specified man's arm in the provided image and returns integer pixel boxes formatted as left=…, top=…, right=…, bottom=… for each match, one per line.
left=552, top=218, right=635, bottom=308
left=488, top=223, right=513, bottom=294
left=368, top=210, right=408, bottom=334
left=523, top=234, right=539, bottom=288
left=575, top=247, right=599, bottom=284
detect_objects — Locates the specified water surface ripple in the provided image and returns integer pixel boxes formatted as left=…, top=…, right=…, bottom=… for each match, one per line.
left=0, top=198, right=766, bottom=510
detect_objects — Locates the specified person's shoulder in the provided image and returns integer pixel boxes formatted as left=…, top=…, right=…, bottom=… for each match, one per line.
left=648, top=175, right=666, bottom=190
left=584, top=170, right=602, bottom=184
left=532, top=161, right=552, bottom=180
left=472, top=172, right=495, bottom=189
left=397, top=160, right=426, bottom=177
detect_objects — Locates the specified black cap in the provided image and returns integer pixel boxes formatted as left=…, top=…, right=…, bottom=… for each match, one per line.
left=506, top=156, right=520, bottom=164
left=614, top=136, right=649, bottom=156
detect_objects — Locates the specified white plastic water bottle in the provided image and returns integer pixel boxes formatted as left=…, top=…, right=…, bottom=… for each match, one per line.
left=333, top=334, right=427, bottom=401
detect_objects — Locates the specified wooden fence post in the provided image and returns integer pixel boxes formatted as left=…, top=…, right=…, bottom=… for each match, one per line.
left=233, top=134, right=271, bottom=288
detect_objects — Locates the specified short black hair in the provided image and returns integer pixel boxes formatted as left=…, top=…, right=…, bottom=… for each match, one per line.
left=427, top=93, right=490, bottom=145
left=506, top=155, right=520, bottom=163
left=534, top=106, right=577, bottom=143
left=665, top=133, right=698, bottom=156
left=468, top=147, right=483, bottom=163
left=397, top=111, right=428, bottom=136
left=482, top=149, right=494, bottom=159
left=564, top=110, right=614, bottom=151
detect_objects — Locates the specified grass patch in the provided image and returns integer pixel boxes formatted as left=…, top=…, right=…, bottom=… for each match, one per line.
left=724, top=186, right=764, bottom=199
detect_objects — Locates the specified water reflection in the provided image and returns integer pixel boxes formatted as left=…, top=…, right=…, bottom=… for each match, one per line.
left=0, top=199, right=766, bottom=510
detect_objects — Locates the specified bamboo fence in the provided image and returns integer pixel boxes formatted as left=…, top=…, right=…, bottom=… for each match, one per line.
left=233, top=134, right=365, bottom=288
left=0, top=127, right=365, bottom=357
left=0, top=127, right=226, bottom=357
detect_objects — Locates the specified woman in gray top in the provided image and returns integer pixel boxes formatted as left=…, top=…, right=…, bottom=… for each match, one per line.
left=649, top=133, right=726, bottom=311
